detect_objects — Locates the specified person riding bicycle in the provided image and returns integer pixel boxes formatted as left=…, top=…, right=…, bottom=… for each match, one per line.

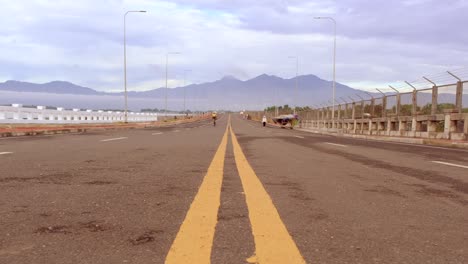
left=212, top=112, right=217, bottom=126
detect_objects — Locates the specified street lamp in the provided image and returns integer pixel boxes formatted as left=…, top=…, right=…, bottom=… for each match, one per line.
left=288, top=56, right=299, bottom=115
left=123, top=10, right=146, bottom=123
left=165, top=52, right=181, bottom=117
left=183, top=69, right=191, bottom=114
left=314, top=16, right=336, bottom=127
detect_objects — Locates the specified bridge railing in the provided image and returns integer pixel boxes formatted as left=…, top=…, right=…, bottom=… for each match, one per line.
left=298, top=70, right=468, bottom=140
left=0, top=104, right=166, bottom=124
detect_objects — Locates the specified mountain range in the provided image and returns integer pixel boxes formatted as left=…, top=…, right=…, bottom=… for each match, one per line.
left=0, top=74, right=362, bottom=110
left=0, top=75, right=464, bottom=110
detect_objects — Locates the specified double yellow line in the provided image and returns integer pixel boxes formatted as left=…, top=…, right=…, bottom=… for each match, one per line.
left=165, top=117, right=306, bottom=264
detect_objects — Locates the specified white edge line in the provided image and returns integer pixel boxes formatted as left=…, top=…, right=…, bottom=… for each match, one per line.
left=322, top=134, right=468, bottom=153
left=293, top=135, right=305, bottom=139
left=324, top=142, right=347, bottom=147
left=0, top=152, right=13, bottom=155
left=432, top=161, right=468, bottom=169
left=100, top=137, right=128, bottom=142
left=152, top=132, right=163, bottom=135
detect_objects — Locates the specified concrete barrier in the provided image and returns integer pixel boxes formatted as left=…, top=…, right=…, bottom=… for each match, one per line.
left=0, top=104, right=185, bottom=124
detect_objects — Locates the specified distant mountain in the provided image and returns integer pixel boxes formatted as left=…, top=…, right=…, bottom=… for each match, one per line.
left=1, top=75, right=463, bottom=110
left=115, top=74, right=364, bottom=107
left=0, top=80, right=101, bottom=95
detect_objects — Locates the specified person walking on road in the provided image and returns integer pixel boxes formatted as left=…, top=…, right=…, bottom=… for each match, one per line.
left=262, top=115, right=267, bottom=127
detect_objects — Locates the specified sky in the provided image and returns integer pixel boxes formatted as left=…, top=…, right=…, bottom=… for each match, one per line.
left=1, top=0, right=467, bottom=93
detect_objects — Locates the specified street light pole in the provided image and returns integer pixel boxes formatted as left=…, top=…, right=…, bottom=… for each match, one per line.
left=314, top=16, right=336, bottom=127
left=183, top=69, right=191, bottom=114
left=288, top=56, right=299, bottom=115
left=165, top=52, right=180, bottom=118
left=123, top=10, right=146, bottom=123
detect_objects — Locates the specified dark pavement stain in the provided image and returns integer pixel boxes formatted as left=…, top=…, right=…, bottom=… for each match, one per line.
left=309, top=211, right=329, bottom=221
left=129, top=230, right=163, bottom=246
left=84, top=180, right=115, bottom=185
left=364, top=185, right=407, bottom=198
left=0, top=172, right=74, bottom=185
left=407, top=184, right=468, bottom=205
left=79, top=221, right=109, bottom=232
left=265, top=180, right=315, bottom=202
left=217, top=213, right=247, bottom=221
left=39, top=213, right=51, bottom=217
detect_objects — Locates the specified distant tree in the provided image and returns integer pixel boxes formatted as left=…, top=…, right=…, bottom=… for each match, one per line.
left=420, top=103, right=456, bottom=115
left=397, top=104, right=414, bottom=116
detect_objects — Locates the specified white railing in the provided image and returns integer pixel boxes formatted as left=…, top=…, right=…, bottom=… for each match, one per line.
left=0, top=104, right=164, bottom=124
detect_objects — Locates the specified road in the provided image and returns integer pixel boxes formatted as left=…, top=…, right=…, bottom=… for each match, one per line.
left=0, top=114, right=467, bottom=263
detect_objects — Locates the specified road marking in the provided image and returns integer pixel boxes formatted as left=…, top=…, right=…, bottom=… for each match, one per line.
left=174, top=130, right=180, bottom=133
left=152, top=132, right=163, bottom=135
left=0, top=152, right=13, bottom=155
left=321, top=135, right=468, bottom=153
left=293, top=135, right=305, bottom=139
left=432, top=161, right=468, bottom=169
left=324, top=142, right=347, bottom=147
left=165, top=119, right=230, bottom=264
left=230, top=126, right=306, bottom=264
left=100, top=137, right=127, bottom=142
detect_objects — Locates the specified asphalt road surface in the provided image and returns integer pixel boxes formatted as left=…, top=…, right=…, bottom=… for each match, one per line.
left=0, top=114, right=467, bottom=263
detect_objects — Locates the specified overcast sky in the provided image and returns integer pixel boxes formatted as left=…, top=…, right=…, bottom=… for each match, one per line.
left=1, top=0, right=467, bottom=92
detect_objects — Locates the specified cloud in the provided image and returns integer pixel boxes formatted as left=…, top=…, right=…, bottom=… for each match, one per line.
left=0, top=0, right=467, bottom=95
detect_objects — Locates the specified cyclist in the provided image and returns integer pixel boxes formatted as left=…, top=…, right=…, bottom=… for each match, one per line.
left=212, top=112, right=217, bottom=126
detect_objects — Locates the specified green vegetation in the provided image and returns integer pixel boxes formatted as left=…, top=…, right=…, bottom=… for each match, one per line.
left=264, top=105, right=312, bottom=113
left=419, top=103, right=456, bottom=114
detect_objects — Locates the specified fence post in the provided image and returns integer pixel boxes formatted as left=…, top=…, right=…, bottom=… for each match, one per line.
left=337, top=104, right=341, bottom=120
left=395, top=93, right=401, bottom=116
left=344, top=103, right=348, bottom=118
left=351, top=102, right=356, bottom=119
left=382, top=96, right=387, bottom=118
left=444, top=110, right=454, bottom=139
left=360, top=100, right=365, bottom=118
left=411, top=90, right=418, bottom=133
left=455, top=81, right=463, bottom=113
left=464, top=114, right=468, bottom=134
left=431, top=85, right=438, bottom=115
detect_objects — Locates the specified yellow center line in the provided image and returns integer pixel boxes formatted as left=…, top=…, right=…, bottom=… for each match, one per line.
left=230, top=125, right=306, bottom=264
left=165, top=116, right=230, bottom=264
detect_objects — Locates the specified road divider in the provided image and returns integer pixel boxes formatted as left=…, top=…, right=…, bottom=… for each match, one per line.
left=324, top=142, right=347, bottom=147
left=100, top=137, right=128, bottom=142
left=432, top=161, right=468, bottom=169
left=230, top=126, right=306, bottom=264
left=165, top=119, right=230, bottom=264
